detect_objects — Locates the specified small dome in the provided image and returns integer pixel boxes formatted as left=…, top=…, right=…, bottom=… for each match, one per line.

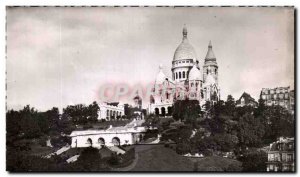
left=173, top=26, right=197, bottom=61
left=189, top=64, right=201, bottom=81
left=205, top=74, right=216, bottom=86
left=155, top=65, right=166, bottom=85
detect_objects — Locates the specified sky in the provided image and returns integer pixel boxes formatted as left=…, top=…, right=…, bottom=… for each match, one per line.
left=6, top=7, right=294, bottom=112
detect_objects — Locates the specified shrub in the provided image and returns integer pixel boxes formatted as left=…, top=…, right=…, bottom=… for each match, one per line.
left=203, top=149, right=213, bottom=156
left=107, top=153, right=120, bottom=166
left=164, top=143, right=170, bottom=148
left=50, top=136, right=70, bottom=148
left=82, top=124, right=93, bottom=130
left=38, top=139, right=47, bottom=147
left=225, top=163, right=242, bottom=172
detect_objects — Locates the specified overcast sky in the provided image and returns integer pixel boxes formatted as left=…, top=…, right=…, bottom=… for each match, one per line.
left=7, top=7, right=294, bottom=112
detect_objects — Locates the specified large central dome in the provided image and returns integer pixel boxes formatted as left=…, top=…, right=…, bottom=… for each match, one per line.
left=173, top=26, right=197, bottom=61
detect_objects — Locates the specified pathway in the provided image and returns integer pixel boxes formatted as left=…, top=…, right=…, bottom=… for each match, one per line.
left=107, top=146, right=126, bottom=155
left=66, top=155, right=80, bottom=163
left=44, top=144, right=70, bottom=158
left=111, top=153, right=139, bottom=171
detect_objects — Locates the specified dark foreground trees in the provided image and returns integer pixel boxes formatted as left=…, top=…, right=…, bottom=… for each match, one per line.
left=173, top=100, right=201, bottom=122
left=163, top=95, right=294, bottom=170
left=62, top=101, right=100, bottom=125
left=6, top=102, right=102, bottom=172
left=238, top=150, right=268, bottom=172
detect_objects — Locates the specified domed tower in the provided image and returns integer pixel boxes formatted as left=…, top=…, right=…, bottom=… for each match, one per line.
left=152, top=65, right=175, bottom=104
left=172, top=25, right=199, bottom=83
left=188, top=63, right=203, bottom=101
left=203, top=41, right=218, bottom=85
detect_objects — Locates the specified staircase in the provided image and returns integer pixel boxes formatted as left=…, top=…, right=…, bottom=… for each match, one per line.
left=66, top=155, right=80, bottom=163
left=108, top=146, right=126, bottom=155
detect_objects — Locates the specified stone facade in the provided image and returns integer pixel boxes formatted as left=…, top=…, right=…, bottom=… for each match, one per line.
left=260, top=87, right=294, bottom=114
left=98, top=102, right=125, bottom=120
left=236, top=92, right=258, bottom=107
left=148, top=26, right=220, bottom=115
left=70, top=120, right=146, bottom=148
left=266, top=137, right=294, bottom=172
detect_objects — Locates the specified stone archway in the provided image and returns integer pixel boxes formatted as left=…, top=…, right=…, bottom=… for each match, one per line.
left=87, top=138, right=93, bottom=147
left=155, top=108, right=159, bottom=115
left=98, top=137, right=105, bottom=147
left=161, top=107, right=166, bottom=116
left=112, top=137, right=121, bottom=146
left=167, top=106, right=173, bottom=115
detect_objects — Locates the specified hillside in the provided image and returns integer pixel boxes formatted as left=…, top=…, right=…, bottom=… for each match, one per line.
left=131, top=145, right=194, bottom=171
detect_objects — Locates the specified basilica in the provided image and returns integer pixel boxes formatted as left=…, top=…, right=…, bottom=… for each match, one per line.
left=148, top=26, right=220, bottom=115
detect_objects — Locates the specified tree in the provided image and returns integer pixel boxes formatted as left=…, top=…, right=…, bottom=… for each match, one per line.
left=173, top=100, right=201, bottom=122
left=75, top=147, right=104, bottom=171
left=239, top=150, right=267, bottom=172
left=144, top=114, right=160, bottom=128
left=192, top=133, right=238, bottom=153
left=262, top=106, right=294, bottom=142
left=19, top=105, right=42, bottom=138
left=237, top=113, right=265, bottom=147
left=88, top=101, right=99, bottom=122
left=59, top=113, right=75, bottom=134
left=176, top=140, right=192, bottom=155
left=6, top=110, right=21, bottom=142
left=63, top=104, right=89, bottom=124
left=124, top=104, right=133, bottom=118
left=46, top=107, right=60, bottom=132
left=225, top=95, right=235, bottom=116
left=36, top=113, right=50, bottom=134
left=254, top=98, right=265, bottom=117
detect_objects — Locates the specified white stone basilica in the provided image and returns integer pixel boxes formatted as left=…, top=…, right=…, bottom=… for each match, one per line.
left=148, top=26, right=220, bottom=115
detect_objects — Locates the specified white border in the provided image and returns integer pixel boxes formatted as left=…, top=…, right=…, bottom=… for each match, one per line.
left=0, top=0, right=298, bottom=177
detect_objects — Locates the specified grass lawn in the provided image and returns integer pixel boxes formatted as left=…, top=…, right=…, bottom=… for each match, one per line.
left=189, top=156, right=242, bottom=171
left=16, top=138, right=55, bottom=157
left=131, top=145, right=194, bottom=171
left=28, top=144, right=53, bottom=157
left=130, top=144, right=242, bottom=172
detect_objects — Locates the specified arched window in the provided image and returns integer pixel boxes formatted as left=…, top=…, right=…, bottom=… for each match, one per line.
left=112, top=137, right=120, bottom=146
left=87, top=138, right=93, bottom=147
left=98, top=138, right=105, bottom=147
left=207, top=69, right=209, bottom=74
left=183, top=71, right=185, bottom=78
left=167, top=107, right=173, bottom=115
left=179, top=72, right=181, bottom=79
left=176, top=72, right=178, bottom=79
left=155, top=108, right=159, bottom=115
left=161, top=107, right=166, bottom=116
left=215, top=68, right=217, bottom=73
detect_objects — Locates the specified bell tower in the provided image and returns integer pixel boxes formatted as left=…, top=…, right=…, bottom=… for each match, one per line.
left=203, top=41, right=218, bottom=85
